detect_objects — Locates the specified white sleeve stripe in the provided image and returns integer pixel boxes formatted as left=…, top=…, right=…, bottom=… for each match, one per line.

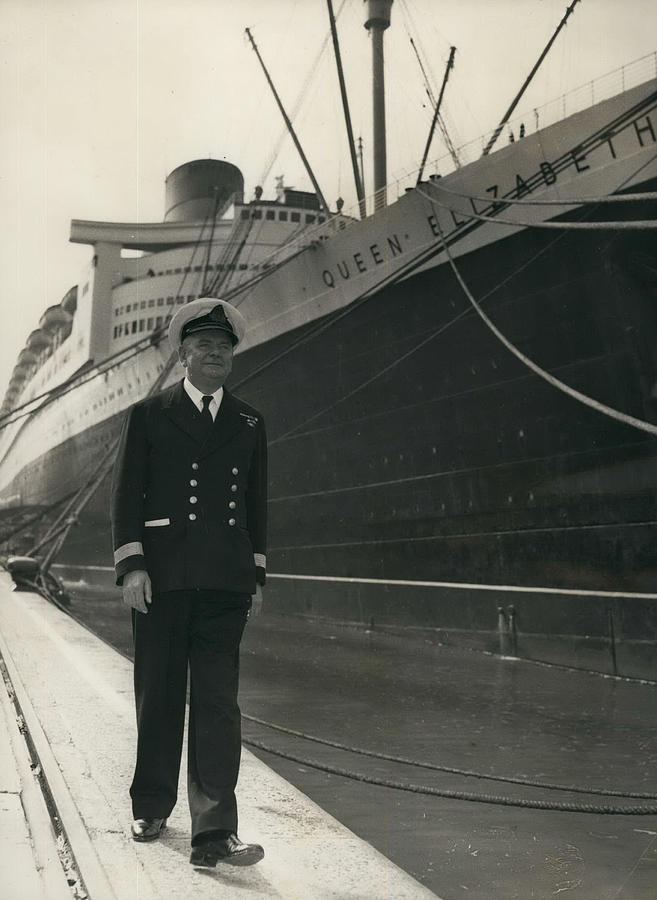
left=254, top=553, right=266, bottom=569
left=114, top=542, right=144, bottom=565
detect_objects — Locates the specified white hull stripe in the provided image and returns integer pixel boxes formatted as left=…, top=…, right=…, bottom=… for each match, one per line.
left=145, top=518, right=170, bottom=527
left=51, top=565, right=656, bottom=601
left=254, top=553, right=266, bottom=569
left=267, top=573, right=657, bottom=601
left=113, top=542, right=144, bottom=565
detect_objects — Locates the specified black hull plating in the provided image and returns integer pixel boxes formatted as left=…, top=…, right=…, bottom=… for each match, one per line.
left=237, top=199, right=657, bottom=591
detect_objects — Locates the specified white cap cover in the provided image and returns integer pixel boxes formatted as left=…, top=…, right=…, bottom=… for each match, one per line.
left=168, top=297, right=247, bottom=351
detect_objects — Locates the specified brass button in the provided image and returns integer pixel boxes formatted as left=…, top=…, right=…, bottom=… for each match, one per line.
left=189, top=513, right=197, bottom=521
left=230, top=484, right=238, bottom=492
left=228, top=501, right=236, bottom=509
left=189, top=496, right=198, bottom=504
left=192, top=462, right=199, bottom=470
left=232, top=467, right=239, bottom=475
left=228, top=518, right=236, bottom=526
left=190, top=479, right=198, bottom=487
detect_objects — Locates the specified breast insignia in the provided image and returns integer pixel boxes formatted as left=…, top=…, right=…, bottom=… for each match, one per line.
left=240, top=413, right=258, bottom=427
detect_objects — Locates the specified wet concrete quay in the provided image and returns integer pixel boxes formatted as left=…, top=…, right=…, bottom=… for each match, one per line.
left=59, top=575, right=657, bottom=900
left=241, top=618, right=657, bottom=898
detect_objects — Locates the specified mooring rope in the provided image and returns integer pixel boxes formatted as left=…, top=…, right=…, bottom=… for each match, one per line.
left=242, top=737, right=657, bottom=815
left=430, top=217, right=657, bottom=437
left=419, top=181, right=657, bottom=206
left=416, top=183, right=657, bottom=230
left=243, top=714, right=657, bottom=799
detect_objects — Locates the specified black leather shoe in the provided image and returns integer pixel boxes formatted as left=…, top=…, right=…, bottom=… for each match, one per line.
left=190, top=832, right=264, bottom=867
left=131, top=817, right=167, bottom=842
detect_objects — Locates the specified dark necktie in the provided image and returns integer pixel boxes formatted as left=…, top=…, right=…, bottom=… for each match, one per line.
left=201, top=395, right=214, bottom=429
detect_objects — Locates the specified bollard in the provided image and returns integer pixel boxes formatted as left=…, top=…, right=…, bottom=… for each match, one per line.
left=507, top=604, right=518, bottom=656
left=607, top=603, right=618, bottom=677
left=497, top=606, right=509, bottom=655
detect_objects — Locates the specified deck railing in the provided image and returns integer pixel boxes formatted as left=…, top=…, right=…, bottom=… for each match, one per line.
left=250, top=52, right=657, bottom=267
left=411, top=51, right=657, bottom=183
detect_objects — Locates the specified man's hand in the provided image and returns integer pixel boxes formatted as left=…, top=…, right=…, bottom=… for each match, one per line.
left=250, top=583, right=264, bottom=618
left=122, top=570, right=152, bottom=614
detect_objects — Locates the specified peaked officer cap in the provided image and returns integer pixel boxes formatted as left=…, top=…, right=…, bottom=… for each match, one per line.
left=168, top=297, right=246, bottom=351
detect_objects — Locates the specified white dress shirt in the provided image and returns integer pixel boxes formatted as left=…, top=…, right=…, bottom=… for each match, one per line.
left=183, top=378, right=224, bottom=421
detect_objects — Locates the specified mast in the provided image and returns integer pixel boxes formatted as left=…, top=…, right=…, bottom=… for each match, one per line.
left=416, top=46, right=456, bottom=185
left=245, top=27, right=329, bottom=215
left=482, top=0, right=582, bottom=156
left=409, top=36, right=460, bottom=169
left=358, top=136, right=365, bottom=201
left=364, top=0, right=393, bottom=211
left=327, top=0, right=366, bottom=219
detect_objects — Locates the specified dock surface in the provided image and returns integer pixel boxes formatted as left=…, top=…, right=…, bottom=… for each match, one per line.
left=0, top=571, right=437, bottom=899
left=4, top=565, right=657, bottom=899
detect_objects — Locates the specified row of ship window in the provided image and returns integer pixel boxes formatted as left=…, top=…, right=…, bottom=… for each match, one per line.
left=241, top=209, right=326, bottom=224
left=114, top=296, right=188, bottom=316
left=113, top=317, right=169, bottom=339
left=122, top=261, right=268, bottom=283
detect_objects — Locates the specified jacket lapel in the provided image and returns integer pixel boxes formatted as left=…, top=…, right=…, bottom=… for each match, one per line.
left=161, top=382, right=248, bottom=454
left=161, top=380, right=209, bottom=445
left=199, top=389, right=246, bottom=459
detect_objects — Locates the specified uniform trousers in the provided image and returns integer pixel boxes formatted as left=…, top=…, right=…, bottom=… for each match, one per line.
left=130, top=589, right=250, bottom=843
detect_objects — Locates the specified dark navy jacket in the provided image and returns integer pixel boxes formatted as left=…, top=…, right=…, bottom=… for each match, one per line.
left=110, top=381, right=267, bottom=594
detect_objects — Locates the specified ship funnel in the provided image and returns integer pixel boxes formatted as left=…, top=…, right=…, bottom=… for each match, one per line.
left=165, top=159, right=244, bottom=222
left=364, top=0, right=393, bottom=211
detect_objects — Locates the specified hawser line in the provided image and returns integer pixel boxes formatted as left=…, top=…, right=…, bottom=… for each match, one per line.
left=441, top=89, right=657, bottom=222
left=425, top=93, right=657, bottom=238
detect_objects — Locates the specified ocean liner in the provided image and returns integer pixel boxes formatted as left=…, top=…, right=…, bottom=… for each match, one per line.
left=1, top=2, right=656, bottom=672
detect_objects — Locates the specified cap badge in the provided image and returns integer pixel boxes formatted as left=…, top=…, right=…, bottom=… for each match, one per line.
left=209, top=305, right=230, bottom=326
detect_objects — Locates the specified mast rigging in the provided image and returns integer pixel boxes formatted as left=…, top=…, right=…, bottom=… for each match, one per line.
left=416, top=46, right=456, bottom=185
left=245, top=27, right=329, bottom=215
left=409, top=36, right=460, bottom=170
left=482, top=0, right=582, bottom=156
left=327, top=0, right=366, bottom=218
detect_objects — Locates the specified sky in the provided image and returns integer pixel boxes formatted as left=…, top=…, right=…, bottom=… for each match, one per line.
left=1, top=0, right=655, bottom=397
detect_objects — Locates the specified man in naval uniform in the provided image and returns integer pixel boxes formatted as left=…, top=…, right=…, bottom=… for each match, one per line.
left=110, top=297, right=267, bottom=868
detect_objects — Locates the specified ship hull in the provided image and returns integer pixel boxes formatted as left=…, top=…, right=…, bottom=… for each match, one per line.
left=2, top=73, right=657, bottom=677
left=3, top=187, right=656, bottom=678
